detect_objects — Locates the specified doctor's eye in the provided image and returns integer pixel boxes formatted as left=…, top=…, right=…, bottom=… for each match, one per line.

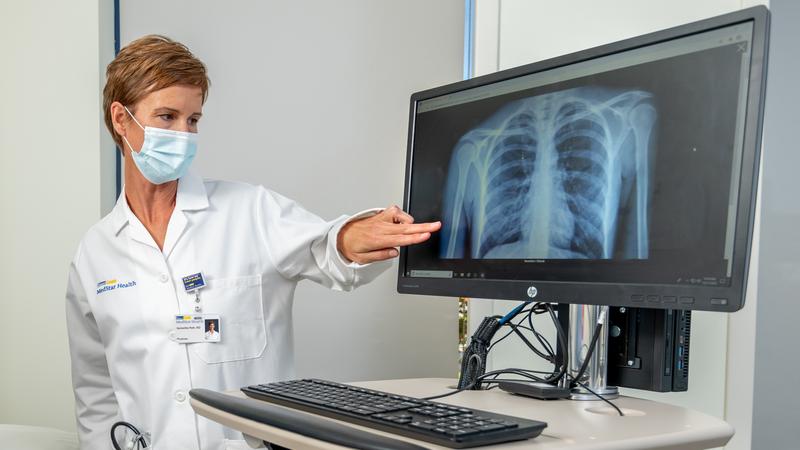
left=189, top=117, right=200, bottom=126
left=158, top=113, right=174, bottom=122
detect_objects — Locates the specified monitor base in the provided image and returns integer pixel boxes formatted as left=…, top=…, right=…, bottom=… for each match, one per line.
left=570, top=385, right=619, bottom=401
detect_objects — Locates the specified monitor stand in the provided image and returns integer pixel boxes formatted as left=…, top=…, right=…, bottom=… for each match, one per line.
left=564, top=304, right=619, bottom=400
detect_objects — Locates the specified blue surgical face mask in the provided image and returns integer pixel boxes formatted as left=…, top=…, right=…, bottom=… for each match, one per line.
left=122, top=106, right=198, bottom=185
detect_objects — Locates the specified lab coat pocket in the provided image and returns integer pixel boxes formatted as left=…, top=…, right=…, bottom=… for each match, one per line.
left=191, top=275, right=267, bottom=363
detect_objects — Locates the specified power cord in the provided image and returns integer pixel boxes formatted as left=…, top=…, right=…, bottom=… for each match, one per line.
left=456, top=315, right=501, bottom=389
left=569, top=319, right=603, bottom=386
left=427, top=367, right=555, bottom=400
left=569, top=375, right=624, bottom=416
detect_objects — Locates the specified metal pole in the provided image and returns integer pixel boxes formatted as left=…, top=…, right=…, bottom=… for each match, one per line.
left=568, top=304, right=619, bottom=400
left=457, top=297, right=470, bottom=378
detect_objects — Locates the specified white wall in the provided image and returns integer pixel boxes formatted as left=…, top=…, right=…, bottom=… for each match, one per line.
left=471, top=1, right=766, bottom=449
left=0, top=0, right=115, bottom=432
left=118, top=0, right=465, bottom=382
left=750, top=1, right=800, bottom=447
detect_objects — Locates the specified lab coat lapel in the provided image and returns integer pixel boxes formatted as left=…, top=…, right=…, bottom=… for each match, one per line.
left=111, top=191, right=160, bottom=250
left=162, top=171, right=209, bottom=259
left=162, top=211, right=187, bottom=258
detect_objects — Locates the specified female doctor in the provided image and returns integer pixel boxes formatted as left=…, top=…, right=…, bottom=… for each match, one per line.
left=65, top=35, right=440, bottom=450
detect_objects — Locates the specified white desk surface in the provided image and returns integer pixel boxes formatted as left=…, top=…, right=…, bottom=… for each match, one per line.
left=190, top=378, right=734, bottom=450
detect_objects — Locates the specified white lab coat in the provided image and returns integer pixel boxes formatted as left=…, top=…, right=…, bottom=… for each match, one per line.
left=204, top=330, right=220, bottom=341
left=65, top=171, right=389, bottom=450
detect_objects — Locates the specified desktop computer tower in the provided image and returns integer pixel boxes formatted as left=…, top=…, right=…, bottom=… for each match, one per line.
left=607, top=307, right=691, bottom=392
left=557, top=305, right=691, bottom=392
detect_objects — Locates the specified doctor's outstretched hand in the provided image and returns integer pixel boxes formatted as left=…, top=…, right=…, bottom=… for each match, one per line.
left=337, top=205, right=441, bottom=264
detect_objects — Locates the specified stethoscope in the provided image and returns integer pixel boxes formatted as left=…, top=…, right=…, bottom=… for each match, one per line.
left=111, top=421, right=150, bottom=449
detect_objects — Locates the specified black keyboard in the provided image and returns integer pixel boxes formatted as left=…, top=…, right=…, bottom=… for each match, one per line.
left=242, top=379, right=547, bottom=448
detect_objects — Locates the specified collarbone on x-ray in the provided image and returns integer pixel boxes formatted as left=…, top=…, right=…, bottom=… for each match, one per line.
left=439, top=87, right=657, bottom=260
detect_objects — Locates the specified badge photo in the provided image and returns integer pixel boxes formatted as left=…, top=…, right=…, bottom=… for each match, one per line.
left=204, top=316, right=221, bottom=342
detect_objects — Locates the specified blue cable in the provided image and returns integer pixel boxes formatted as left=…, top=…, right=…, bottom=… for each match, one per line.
left=498, top=301, right=531, bottom=325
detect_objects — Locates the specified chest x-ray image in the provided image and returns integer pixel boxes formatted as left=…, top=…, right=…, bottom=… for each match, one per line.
left=439, top=87, right=657, bottom=260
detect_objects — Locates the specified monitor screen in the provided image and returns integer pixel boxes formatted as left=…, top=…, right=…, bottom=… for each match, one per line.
left=398, top=7, right=769, bottom=312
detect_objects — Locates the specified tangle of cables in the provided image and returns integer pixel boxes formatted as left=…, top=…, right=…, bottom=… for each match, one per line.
left=443, top=301, right=623, bottom=416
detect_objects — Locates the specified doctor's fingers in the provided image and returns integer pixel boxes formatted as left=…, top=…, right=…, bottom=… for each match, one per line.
left=377, top=220, right=441, bottom=235
left=372, top=231, right=433, bottom=249
left=379, top=206, right=415, bottom=224
left=355, top=248, right=401, bottom=264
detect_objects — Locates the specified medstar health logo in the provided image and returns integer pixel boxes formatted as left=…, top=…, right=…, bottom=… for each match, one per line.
left=96, top=278, right=137, bottom=295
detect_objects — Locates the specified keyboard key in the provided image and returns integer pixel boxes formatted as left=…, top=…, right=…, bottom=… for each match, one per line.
left=410, top=421, right=439, bottom=431
left=477, top=424, right=507, bottom=432
left=448, top=428, right=482, bottom=437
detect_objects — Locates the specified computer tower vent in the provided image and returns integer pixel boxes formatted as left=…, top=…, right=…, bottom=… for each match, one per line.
left=682, top=311, right=691, bottom=378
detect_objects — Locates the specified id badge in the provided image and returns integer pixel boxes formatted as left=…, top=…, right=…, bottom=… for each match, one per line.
left=182, top=272, right=206, bottom=292
left=173, top=314, right=221, bottom=343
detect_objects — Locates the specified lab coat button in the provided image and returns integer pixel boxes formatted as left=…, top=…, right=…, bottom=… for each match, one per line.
left=159, top=273, right=169, bottom=283
left=174, top=391, right=187, bottom=402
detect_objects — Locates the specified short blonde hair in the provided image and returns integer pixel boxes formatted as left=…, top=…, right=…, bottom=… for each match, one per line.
left=103, top=35, right=210, bottom=148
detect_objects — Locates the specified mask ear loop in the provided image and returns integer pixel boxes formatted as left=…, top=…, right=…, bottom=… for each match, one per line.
left=122, top=106, right=146, bottom=154
left=124, top=106, right=146, bottom=130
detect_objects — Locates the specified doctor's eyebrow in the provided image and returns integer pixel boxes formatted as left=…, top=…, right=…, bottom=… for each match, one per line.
left=153, top=107, right=202, bottom=117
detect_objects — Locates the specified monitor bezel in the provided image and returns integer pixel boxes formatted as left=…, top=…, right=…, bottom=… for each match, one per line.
left=397, top=6, right=770, bottom=312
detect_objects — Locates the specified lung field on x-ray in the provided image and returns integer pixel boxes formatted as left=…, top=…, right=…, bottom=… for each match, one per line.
left=439, top=87, right=657, bottom=260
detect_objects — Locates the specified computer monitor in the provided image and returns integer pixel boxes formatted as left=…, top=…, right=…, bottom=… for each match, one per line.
left=398, top=6, right=769, bottom=313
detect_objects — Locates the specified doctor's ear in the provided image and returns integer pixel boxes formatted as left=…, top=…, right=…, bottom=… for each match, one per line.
left=110, top=101, right=131, bottom=137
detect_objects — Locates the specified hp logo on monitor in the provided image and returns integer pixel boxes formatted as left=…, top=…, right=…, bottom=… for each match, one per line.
left=527, top=286, right=538, bottom=299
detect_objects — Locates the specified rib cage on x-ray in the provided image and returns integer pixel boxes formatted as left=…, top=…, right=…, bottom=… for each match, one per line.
left=439, top=87, right=657, bottom=260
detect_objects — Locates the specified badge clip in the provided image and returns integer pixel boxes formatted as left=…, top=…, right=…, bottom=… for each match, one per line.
left=182, top=272, right=206, bottom=303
